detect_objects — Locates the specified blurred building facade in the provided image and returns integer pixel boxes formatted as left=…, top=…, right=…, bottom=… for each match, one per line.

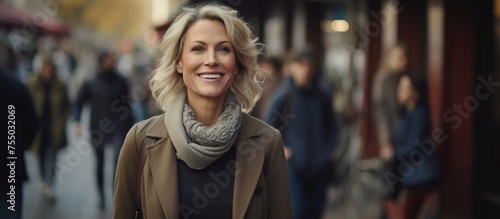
left=219, top=0, right=499, bottom=218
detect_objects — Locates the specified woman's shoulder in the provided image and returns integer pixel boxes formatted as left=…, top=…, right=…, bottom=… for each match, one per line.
left=242, top=112, right=276, bottom=128
left=130, top=113, right=166, bottom=136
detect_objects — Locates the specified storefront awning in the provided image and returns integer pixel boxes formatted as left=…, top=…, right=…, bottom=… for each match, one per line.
left=0, top=3, right=71, bottom=36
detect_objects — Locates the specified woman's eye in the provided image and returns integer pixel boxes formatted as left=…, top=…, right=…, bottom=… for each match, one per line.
left=192, top=46, right=204, bottom=52
left=217, top=47, right=231, bottom=53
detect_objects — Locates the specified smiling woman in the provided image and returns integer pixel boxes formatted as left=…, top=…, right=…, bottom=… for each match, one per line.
left=114, top=3, right=292, bottom=219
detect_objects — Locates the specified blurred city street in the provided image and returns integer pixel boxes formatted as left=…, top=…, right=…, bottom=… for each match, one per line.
left=22, top=108, right=114, bottom=219
left=23, top=145, right=114, bottom=219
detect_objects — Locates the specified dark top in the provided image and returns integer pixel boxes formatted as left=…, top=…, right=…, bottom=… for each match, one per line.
left=177, top=144, right=236, bottom=219
left=74, top=70, right=133, bottom=144
left=394, top=104, right=439, bottom=186
left=265, top=76, right=338, bottom=178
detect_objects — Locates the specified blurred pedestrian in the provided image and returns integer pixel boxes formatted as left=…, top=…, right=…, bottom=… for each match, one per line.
left=0, top=66, right=38, bottom=219
left=371, top=43, right=409, bottom=216
left=26, top=59, right=70, bottom=202
left=52, top=38, right=77, bottom=86
left=251, top=55, right=283, bottom=119
left=265, top=47, right=338, bottom=219
left=114, top=3, right=292, bottom=219
left=372, top=43, right=409, bottom=160
left=68, top=46, right=98, bottom=103
left=74, top=52, right=133, bottom=209
left=117, top=46, right=152, bottom=123
left=384, top=73, right=440, bottom=219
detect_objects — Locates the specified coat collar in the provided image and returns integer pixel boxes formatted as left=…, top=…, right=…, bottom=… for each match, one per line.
left=144, top=113, right=266, bottom=219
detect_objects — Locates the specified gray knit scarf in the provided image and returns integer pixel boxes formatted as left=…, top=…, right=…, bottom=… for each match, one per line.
left=164, top=91, right=241, bottom=170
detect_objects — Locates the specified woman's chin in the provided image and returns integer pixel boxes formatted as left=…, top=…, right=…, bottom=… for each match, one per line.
left=189, top=89, right=229, bottom=100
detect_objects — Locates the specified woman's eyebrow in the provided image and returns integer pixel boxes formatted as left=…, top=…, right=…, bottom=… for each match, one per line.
left=189, top=40, right=232, bottom=45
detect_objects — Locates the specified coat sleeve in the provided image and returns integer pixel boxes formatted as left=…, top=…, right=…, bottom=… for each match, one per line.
left=114, top=124, right=140, bottom=219
left=60, top=82, right=71, bottom=148
left=372, top=73, right=392, bottom=145
left=265, top=129, right=293, bottom=219
left=73, top=80, right=90, bottom=122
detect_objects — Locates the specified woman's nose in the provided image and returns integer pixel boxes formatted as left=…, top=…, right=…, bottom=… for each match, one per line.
left=204, top=51, right=219, bottom=67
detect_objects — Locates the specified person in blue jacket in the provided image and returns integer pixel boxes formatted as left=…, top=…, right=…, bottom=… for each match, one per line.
left=385, top=72, right=440, bottom=219
left=265, top=47, right=338, bottom=219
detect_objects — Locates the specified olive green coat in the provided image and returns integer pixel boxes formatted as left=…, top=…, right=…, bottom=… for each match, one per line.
left=27, top=75, right=70, bottom=153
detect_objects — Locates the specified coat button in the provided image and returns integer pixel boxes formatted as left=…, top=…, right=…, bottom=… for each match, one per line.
left=254, top=187, right=263, bottom=196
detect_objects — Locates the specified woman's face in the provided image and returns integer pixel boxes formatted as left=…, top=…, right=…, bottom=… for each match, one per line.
left=177, top=19, right=237, bottom=101
left=389, top=47, right=407, bottom=72
left=397, top=75, right=416, bottom=106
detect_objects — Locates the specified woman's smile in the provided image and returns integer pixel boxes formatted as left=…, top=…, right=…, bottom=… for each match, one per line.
left=197, top=72, right=224, bottom=80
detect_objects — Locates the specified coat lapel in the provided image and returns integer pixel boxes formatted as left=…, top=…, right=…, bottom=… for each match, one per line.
left=232, top=114, right=266, bottom=219
left=145, top=117, right=180, bottom=219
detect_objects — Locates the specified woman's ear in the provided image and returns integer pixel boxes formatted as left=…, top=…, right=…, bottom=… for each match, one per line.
left=176, top=62, right=183, bottom=74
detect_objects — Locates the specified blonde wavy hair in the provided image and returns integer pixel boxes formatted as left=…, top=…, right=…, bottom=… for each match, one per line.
left=149, top=3, right=267, bottom=113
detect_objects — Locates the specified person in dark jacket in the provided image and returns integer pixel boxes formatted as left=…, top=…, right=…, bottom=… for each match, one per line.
left=74, top=52, right=133, bottom=209
left=265, top=48, right=338, bottom=219
left=0, top=66, right=38, bottom=219
left=26, top=59, right=70, bottom=202
left=384, top=73, right=440, bottom=219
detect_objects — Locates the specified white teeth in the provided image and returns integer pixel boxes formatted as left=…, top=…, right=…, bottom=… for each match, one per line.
left=199, top=73, right=222, bottom=79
